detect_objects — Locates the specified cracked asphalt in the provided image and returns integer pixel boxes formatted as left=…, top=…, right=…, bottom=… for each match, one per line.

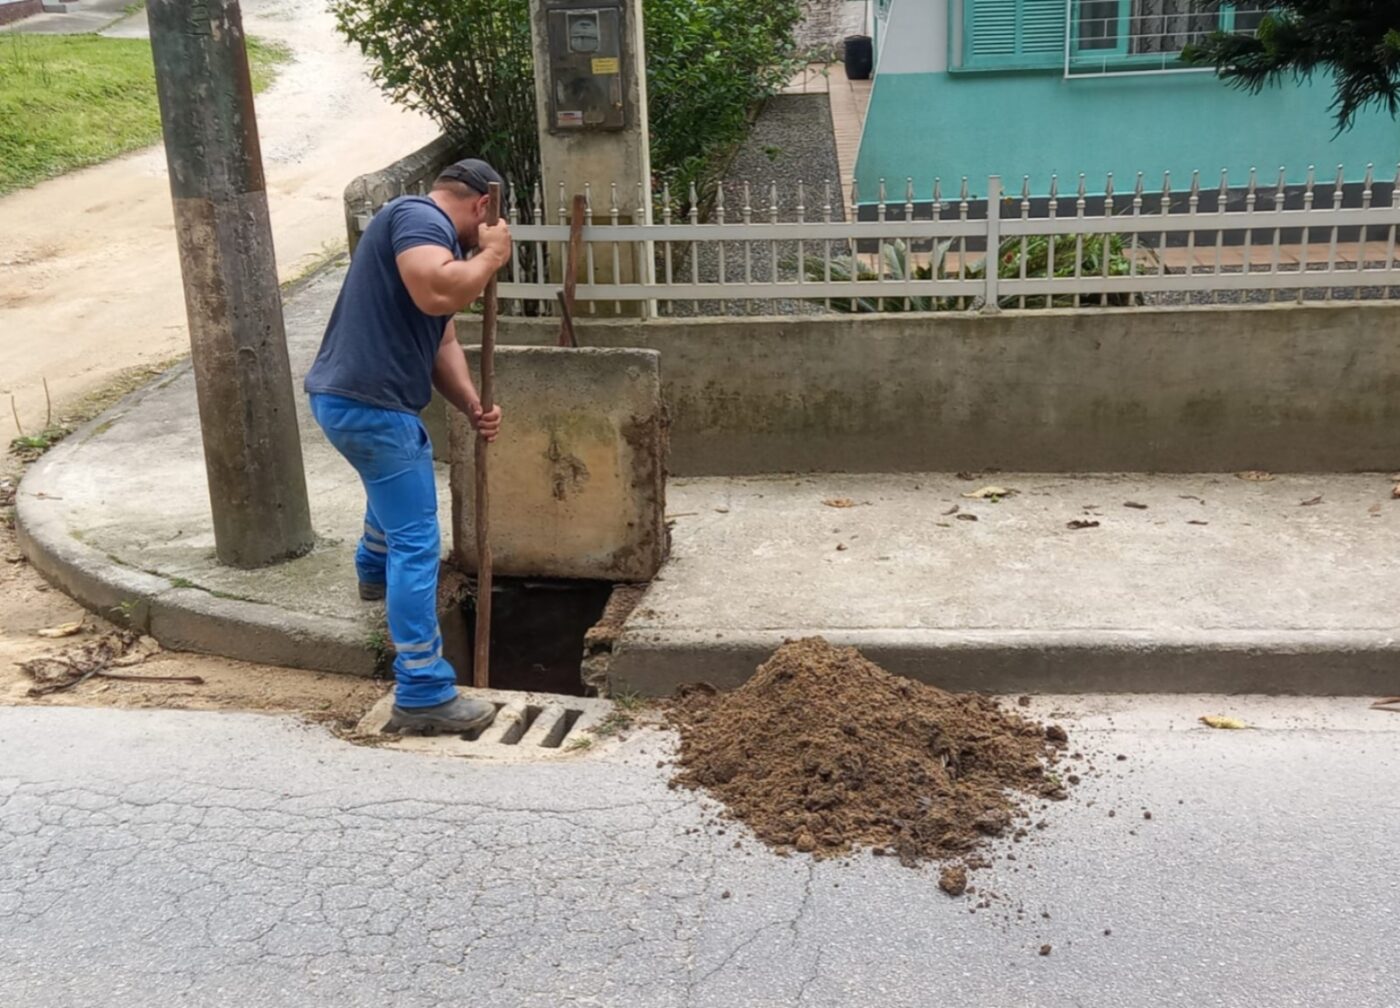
left=1, top=699, right=1397, bottom=1006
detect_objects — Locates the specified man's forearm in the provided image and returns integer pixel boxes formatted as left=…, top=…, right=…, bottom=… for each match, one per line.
left=432, top=329, right=480, bottom=416
left=429, top=252, right=505, bottom=315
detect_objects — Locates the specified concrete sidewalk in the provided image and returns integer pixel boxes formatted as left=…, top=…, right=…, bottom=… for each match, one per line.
left=613, top=474, right=1400, bottom=695
left=16, top=263, right=405, bottom=676
left=14, top=261, right=1400, bottom=691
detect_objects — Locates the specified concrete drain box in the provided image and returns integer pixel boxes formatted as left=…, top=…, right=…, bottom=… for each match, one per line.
left=449, top=346, right=667, bottom=582
left=357, top=688, right=616, bottom=760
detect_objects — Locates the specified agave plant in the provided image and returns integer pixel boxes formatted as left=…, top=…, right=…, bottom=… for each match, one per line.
left=805, top=233, right=1137, bottom=312
left=800, top=240, right=950, bottom=313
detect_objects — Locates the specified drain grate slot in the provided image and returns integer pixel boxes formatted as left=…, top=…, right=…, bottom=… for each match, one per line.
left=461, top=702, right=506, bottom=742
left=488, top=703, right=544, bottom=746
left=538, top=708, right=584, bottom=749
left=508, top=705, right=544, bottom=744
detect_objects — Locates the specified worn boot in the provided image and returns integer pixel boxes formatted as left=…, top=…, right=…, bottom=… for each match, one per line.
left=358, top=581, right=386, bottom=602
left=384, top=693, right=496, bottom=735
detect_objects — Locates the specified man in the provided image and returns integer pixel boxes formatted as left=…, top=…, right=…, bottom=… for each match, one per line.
left=305, top=158, right=511, bottom=734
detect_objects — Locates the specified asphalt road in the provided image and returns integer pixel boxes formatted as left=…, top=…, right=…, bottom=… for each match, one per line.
left=1, top=698, right=1396, bottom=1006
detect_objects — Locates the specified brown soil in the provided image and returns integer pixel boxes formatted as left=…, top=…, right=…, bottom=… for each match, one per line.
left=669, top=637, right=1068, bottom=867
left=1, top=461, right=387, bottom=724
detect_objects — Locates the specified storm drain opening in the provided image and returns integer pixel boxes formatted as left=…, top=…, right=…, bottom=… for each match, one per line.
left=361, top=572, right=642, bottom=755
left=456, top=577, right=614, bottom=697
left=355, top=689, right=613, bottom=755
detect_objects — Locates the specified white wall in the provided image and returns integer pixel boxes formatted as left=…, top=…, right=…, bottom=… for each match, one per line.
left=877, top=0, right=948, bottom=75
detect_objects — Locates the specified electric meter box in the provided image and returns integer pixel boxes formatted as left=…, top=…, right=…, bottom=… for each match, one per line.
left=543, top=1, right=628, bottom=133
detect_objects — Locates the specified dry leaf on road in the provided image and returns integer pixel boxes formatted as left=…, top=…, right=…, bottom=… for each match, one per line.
left=1392, top=484, right=1400, bottom=499
left=1236, top=470, right=1275, bottom=482
left=1066, top=520, right=1100, bottom=530
left=962, top=486, right=1014, bottom=500
left=955, top=513, right=979, bottom=522
left=1188, top=520, right=1210, bottom=526
left=1123, top=501, right=1149, bottom=510
left=36, top=620, right=84, bottom=639
left=1200, top=715, right=1251, bottom=730
left=942, top=505, right=960, bottom=516
left=1299, top=496, right=1324, bottom=506
left=823, top=498, right=857, bottom=509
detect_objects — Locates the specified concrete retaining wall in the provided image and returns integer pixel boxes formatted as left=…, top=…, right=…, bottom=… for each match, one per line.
left=343, top=134, right=460, bottom=254
left=0, top=0, right=41, bottom=23
left=476, top=303, right=1400, bottom=475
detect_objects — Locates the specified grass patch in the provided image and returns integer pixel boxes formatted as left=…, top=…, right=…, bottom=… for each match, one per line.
left=0, top=33, right=291, bottom=194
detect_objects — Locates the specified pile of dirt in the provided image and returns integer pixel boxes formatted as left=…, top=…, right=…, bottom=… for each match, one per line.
left=669, top=637, right=1068, bottom=866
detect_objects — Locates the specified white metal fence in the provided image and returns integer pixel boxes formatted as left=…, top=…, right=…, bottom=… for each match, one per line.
left=383, top=164, right=1400, bottom=316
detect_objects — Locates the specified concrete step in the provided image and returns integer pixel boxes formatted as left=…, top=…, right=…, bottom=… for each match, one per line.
left=608, top=472, right=1400, bottom=696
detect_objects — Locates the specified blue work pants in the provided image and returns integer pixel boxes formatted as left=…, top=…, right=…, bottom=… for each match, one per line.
left=309, top=394, right=456, bottom=708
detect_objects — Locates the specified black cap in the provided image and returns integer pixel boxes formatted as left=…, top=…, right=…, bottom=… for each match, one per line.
left=437, top=158, right=505, bottom=198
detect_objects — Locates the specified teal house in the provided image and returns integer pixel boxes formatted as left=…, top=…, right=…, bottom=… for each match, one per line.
left=856, top=0, right=1400, bottom=202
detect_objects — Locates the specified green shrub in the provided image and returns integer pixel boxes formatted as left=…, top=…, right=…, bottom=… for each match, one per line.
left=645, top=0, right=804, bottom=194
left=330, top=0, right=804, bottom=211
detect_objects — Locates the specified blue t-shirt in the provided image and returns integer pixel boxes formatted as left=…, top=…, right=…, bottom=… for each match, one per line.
left=304, top=196, right=462, bottom=413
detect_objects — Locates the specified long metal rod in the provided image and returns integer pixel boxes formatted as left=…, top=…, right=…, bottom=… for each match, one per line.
left=559, top=194, right=585, bottom=347
left=473, top=181, right=503, bottom=690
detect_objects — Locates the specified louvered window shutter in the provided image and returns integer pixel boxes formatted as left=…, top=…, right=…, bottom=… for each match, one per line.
left=961, top=0, right=1066, bottom=70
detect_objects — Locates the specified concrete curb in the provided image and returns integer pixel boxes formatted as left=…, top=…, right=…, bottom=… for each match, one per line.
left=608, top=627, right=1400, bottom=697
left=14, top=388, right=379, bottom=678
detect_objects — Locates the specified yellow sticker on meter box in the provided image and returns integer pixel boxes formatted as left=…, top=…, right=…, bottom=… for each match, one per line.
left=591, top=57, right=620, bottom=75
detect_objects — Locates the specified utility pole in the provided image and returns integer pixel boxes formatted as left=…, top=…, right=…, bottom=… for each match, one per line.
left=147, top=0, right=314, bottom=568
left=530, top=0, right=653, bottom=317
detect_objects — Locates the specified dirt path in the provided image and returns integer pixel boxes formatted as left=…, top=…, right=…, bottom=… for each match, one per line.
left=0, top=0, right=439, bottom=439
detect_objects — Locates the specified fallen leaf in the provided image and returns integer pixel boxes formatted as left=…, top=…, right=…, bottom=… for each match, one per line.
left=714, top=507, right=729, bottom=514
left=835, top=543, right=848, bottom=551
left=823, top=498, right=857, bottom=509
left=955, top=472, right=977, bottom=481
left=1392, top=484, right=1400, bottom=499
left=1299, top=496, right=1324, bottom=506
left=942, top=505, right=960, bottom=516
left=1371, top=697, right=1400, bottom=713
left=1123, top=501, right=1148, bottom=510
left=962, top=485, right=1014, bottom=500
left=1199, top=715, right=1250, bottom=730
left=1187, top=520, right=1210, bottom=526
left=1066, top=520, right=1100, bottom=530
left=955, top=513, right=979, bottom=522
left=1236, top=470, right=1274, bottom=482
left=36, top=620, right=84, bottom=639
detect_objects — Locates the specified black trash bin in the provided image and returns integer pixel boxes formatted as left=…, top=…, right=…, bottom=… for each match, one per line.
left=844, top=34, right=873, bottom=80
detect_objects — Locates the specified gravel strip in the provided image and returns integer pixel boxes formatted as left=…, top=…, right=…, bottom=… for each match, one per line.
left=666, top=94, right=844, bottom=317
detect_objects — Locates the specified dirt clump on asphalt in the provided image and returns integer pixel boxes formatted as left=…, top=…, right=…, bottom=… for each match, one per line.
left=670, top=637, right=1068, bottom=867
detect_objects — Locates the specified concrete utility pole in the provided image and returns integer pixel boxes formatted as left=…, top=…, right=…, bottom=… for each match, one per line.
left=147, top=0, right=314, bottom=568
left=530, top=0, right=652, bottom=317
